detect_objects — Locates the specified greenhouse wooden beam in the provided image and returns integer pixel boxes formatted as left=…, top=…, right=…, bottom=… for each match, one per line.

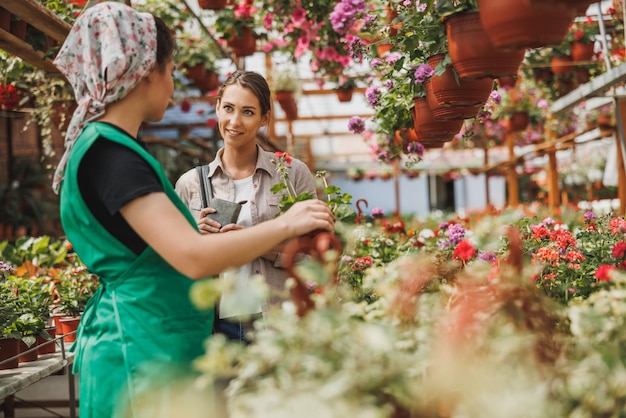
left=0, top=28, right=60, bottom=74
left=0, top=0, right=71, bottom=43
left=550, top=62, right=626, bottom=114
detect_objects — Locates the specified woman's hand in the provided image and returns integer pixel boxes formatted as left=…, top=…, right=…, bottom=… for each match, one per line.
left=197, top=207, right=222, bottom=234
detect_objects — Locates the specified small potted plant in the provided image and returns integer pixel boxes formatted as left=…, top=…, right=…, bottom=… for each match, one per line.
left=52, top=267, right=99, bottom=343
left=176, top=34, right=222, bottom=93
left=214, top=2, right=266, bottom=57
left=334, top=77, right=358, bottom=103
left=0, top=287, right=20, bottom=369
left=271, top=66, right=301, bottom=120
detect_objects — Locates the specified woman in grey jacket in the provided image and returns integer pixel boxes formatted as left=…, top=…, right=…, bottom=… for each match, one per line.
left=175, top=70, right=317, bottom=343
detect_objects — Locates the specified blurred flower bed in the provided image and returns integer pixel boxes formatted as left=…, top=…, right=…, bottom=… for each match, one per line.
left=189, top=204, right=626, bottom=417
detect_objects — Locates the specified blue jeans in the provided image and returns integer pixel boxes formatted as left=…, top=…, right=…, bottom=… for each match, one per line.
left=213, top=314, right=263, bottom=345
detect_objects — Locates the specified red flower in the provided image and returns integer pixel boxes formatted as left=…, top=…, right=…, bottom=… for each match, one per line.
left=180, top=99, right=192, bottom=113
left=274, top=151, right=292, bottom=164
left=205, top=118, right=217, bottom=129
left=453, top=240, right=475, bottom=261
left=573, top=29, right=585, bottom=42
left=613, top=241, right=626, bottom=259
left=595, top=264, right=616, bottom=282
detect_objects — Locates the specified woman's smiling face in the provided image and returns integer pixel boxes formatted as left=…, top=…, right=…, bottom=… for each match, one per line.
left=217, top=83, right=269, bottom=148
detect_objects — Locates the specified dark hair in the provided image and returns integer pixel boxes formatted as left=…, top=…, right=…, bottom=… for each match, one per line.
left=154, top=16, right=176, bottom=72
left=217, top=70, right=272, bottom=115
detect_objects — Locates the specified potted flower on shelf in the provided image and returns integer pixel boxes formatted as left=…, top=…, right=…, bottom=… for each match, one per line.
left=271, top=66, right=301, bottom=121
left=494, top=79, right=549, bottom=133
left=176, top=34, right=222, bottom=94
left=1, top=275, right=53, bottom=362
left=334, top=77, right=358, bottom=103
left=52, top=267, right=99, bottom=343
left=214, top=2, right=266, bottom=57
left=0, top=288, right=20, bottom=369
left=565, top=19, right=599, bottom=63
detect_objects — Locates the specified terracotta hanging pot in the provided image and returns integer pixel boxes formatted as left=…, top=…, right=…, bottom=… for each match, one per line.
left=508, top=111, right=530, bottom=132
left=425, top=54, right=494, bottom=121
left=412, top=97, right=464, bottom=144
left=445, top=11, right=526, bottom=79
left=198, top=0, right=228, bottom=10
left=275, top=90, right=298, bottom=120
left=497, top=76, right=517, bottom=89
left=550, top=55, right=573, bottom=75
left=0, top=338, right=19, bottom=370
left=571, top=41, right=595, bottom=62
left=194, top=70, right=220, bottom=94
left=478, top=0, right=576, bottom=50
left=524, top=0, right=593, bottom=15
left=226, top=27, right=257, bottom=56
left=183, top=63, right=206, bottom=84
left=335, top=89, right=353, bottom=102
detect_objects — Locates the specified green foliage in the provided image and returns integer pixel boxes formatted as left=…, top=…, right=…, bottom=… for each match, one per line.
left=0, top=236, right=67, bottom=268
left=434, top=0, right=478, bottom=18
left=54, top=268, right=99, bottom=316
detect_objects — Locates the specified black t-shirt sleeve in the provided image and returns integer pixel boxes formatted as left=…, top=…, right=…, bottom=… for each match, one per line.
left=78, top=136, right=163, bottom=254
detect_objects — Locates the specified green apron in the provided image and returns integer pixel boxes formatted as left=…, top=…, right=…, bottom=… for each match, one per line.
left=60, top=123, right=214, bottom=418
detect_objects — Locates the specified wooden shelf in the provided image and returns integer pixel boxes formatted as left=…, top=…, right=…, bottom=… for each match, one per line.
left=0, top=27, right=60, bottom=73
left=0, top=0, right=71, bottom=43
left=0, top=0, right=71, bottom=74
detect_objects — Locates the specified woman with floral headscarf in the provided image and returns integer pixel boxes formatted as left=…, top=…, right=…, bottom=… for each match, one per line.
left=53, top=3, right=334, bottom=417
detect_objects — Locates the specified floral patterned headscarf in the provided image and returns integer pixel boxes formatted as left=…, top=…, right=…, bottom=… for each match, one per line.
left=52, top=2, right=157, bottom=194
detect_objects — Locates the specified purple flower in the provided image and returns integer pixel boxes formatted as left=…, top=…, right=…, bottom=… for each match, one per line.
left=478, top=251, right=497, bottom=263
left=385, top=53, right=401, bottom=65
left=365, top=86, right=380, bottom=106
left=413, top=64, right=434, bottom=84
left=489, top=90, right=501, bottom=104
left=348, top=116, right=366, bottom=134
left=0, top=261, right=14, bottom=272
left=385, top=79, right=394, bottom=89
left=584, top=210, right=596, bottom=220
left=370, top=58, right=383, bottom=68
left=406, top=141, right=424, bottom=156
left=446, top=223, right=466, bottom=245
left=371, top=207, right=385, bottom=219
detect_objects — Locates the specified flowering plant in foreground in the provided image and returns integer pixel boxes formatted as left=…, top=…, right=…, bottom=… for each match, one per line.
left=270, top=152, right=356, bottom=222
left=186, top=205, right=626, bottom=417
left=517, top=212, right=624, bottom=304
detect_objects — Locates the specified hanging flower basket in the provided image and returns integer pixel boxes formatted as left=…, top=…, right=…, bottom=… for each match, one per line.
left=275, top=90, right=298, bottom=120
left=335, top=89, right=353, bottom=103
left=194, top=70, right=220, bottom=94
left=478, top=0, right=576, bottom=50
left=198, top=0, right=228, bottom=10
left=412, top=97, right=464, bottom=144
left=226, top=27, right=257, bottom=57
left=571, top=41, right=595, bottom=62
left=445, top=11, right=526, bottom=80
left=550, top=55, right=573, bottom=75
left=507, top=111, right=530, bottom=132
left=424, top=54, right=493, bottom=121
